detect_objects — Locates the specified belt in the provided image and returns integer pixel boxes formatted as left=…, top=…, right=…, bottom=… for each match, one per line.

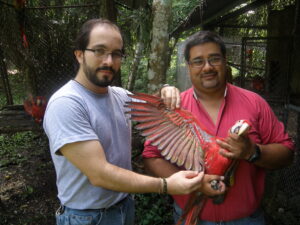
left=56, top=195, right=129, bottom=215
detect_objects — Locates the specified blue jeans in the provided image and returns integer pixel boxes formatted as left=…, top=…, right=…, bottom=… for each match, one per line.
left=173, top=202, right=265, bottom=225
left=56, top=195, right=135, bottom=225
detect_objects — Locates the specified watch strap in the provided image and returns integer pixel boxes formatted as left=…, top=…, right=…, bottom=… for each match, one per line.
left=247, top=144, right=261, bottom=163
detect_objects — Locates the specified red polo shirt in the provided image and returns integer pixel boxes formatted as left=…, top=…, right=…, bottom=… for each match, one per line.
left=143, top=84, right=294, bottom=222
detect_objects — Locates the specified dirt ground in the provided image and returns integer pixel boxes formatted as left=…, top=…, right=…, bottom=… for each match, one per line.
left=0, top=133, right=58, bottom=225
left=0, top=131, right=172, bottom=225
left=1, top=130, right=298, bottom=225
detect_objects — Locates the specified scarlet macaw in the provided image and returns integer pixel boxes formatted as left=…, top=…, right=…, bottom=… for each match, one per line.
left=126, top=92, right=250, bottom=225
left=24, top=96, right=47, bottom=124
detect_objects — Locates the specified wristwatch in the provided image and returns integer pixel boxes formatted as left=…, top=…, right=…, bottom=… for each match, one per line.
left=247, top=144, right=261, bottom=163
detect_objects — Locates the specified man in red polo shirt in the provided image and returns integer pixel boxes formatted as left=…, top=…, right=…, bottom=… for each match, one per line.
left=142, top=31, right=294, bottom=225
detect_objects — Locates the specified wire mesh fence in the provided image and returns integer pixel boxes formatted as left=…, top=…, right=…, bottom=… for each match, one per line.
left=0, top=0, right=100, bottom=107
left=263, top=104, right=300, bottom=225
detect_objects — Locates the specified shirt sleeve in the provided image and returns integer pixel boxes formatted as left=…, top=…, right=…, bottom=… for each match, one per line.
left=142, top=140, right=164, bottom=158
left=43, top=96, right=98, bottom=155
left=257, top=97, right=295, bottom=150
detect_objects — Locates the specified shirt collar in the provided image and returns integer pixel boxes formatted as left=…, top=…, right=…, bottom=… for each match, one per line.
left=193, top=85, right=228, bottom=100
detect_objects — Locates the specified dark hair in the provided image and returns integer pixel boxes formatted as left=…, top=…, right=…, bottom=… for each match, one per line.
left=184, top=31, right=226, bottom=62
left=74, top=18, right=122, bottom=51
left=73, top=19, right=123, bottom=73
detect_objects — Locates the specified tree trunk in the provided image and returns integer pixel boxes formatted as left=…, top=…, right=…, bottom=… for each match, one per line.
left=166, top=37, right=178, bottom=74
left=126, top=39, right=144, bottom=91
left=147, top=0, right=172, bottom=92
left=100, top=0, right=117, bottom=22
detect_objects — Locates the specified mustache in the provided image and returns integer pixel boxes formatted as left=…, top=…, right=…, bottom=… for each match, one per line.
left=201, top=71, right=217, bottom=76
left=96, top=66, right=116, bottom=74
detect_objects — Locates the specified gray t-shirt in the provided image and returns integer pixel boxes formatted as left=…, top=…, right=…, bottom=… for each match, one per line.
left=43, top=80, right=132, bottom=209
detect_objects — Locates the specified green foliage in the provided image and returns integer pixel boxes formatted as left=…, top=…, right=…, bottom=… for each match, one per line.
left=171, top=0, right=202, bottom=31
left=23, top=185, right=35, bottom=198
left=135, top=193, right=174, bottom=225
left=117, top=4, right=153, bottom=91
left=118, top=7, right=152, bottom=51
left=166, top=46, right=179, bottom=85
left=0, top=132, right=35, bottom=168
left=231, top=67, right=240, bottom=78
left=271, top=0, right=295, bottom=10
left=121, top=56, right=149, bottom=93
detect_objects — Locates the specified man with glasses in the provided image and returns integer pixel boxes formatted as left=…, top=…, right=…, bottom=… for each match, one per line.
left=43, top=19, right=207, bottom=225
left=143, top=30, right=294, bottom=225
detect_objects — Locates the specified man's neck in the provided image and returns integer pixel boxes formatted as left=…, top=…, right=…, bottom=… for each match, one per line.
left=194, top=85, right=227, bottom=102
left=193, top=84, right=227, bottom=125
left=74, top=71, right=108, bottom=94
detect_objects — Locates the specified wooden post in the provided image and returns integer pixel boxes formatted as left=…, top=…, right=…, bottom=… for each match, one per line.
left=0, top=47, right=13, bottom=105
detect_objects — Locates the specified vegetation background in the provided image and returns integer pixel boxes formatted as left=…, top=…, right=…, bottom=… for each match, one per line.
left=0, top=0, right=299, bottom=225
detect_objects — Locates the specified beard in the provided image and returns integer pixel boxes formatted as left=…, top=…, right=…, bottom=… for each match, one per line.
left=83, top=58, right=116, bottom=87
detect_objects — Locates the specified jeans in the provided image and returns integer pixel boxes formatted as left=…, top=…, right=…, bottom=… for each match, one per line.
left=173, top=202, right=265, bottom=225
left=56, top=195, right=135, bottom=225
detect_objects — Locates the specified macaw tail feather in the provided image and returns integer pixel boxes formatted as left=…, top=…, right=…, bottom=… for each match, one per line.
left=21, top=31, right=29, bottom=48
left=176, top=192, right=206, bottom=225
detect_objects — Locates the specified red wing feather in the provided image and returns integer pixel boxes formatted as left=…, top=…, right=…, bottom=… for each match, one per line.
left=126, top=92, right=205, bottom=172
left=135, top=118, right=168, bottom=130
left=141, top=122, right=174, bottom=137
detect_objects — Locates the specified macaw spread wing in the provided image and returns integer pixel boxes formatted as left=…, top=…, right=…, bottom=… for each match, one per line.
left=125, top=92, right=211, bottom=171
left=126, top=92, right=251, bottom=176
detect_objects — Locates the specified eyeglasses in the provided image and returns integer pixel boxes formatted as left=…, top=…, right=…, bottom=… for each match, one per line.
left=85, top=48, right=124, bottom=61
left=189, top=56, right=224, bottom=68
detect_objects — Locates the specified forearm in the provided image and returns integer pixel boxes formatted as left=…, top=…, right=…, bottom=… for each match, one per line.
left=92, top=161, right=204, bottom=195
left=90, top=161, right=162, bottom=193
left=143, top=157, right=180, bottom=177
left=61, top=140, right=204, bottom=195
left=253, top=143, right=294, bottom=169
